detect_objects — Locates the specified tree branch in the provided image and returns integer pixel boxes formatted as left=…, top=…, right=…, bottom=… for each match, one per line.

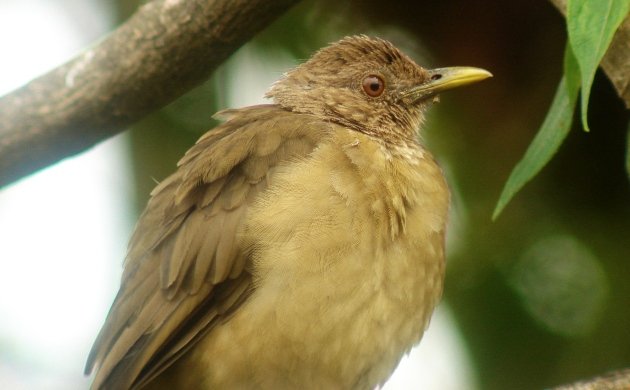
left=552, top=368, right=630, bottom=390
left=549, top=0, right=630, bottom=108
left=0, top=0, right=299, bottom=188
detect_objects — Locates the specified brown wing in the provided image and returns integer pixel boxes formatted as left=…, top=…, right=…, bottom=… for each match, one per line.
left=85, top=104, right=330, bottom=389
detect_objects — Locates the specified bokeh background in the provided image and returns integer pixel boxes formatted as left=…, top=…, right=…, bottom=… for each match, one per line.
left=0, top=0, right=628, bottom=389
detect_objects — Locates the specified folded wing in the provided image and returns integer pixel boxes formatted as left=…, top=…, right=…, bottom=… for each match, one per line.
left=85, top=105, right=331, bottom=389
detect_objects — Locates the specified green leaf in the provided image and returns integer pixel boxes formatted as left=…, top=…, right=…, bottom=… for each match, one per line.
left=626, top=121, right=630, bottom=180
left=567, top=0, right=630, bottom=131
left=564, top=44, right=582, bottom=101
left=493, top=46, right=581, bottom=219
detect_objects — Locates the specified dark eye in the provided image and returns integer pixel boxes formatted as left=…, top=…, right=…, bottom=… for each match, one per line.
left=362, top=75, right=385, bottom=97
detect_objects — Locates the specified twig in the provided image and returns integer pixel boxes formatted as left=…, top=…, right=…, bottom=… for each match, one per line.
left=552, top=368, right=630, bottom=390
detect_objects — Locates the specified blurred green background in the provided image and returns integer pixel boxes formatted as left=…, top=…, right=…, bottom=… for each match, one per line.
left=125, top=0, right=630, bottom=388
left=1, top=0, right=628, bottom=389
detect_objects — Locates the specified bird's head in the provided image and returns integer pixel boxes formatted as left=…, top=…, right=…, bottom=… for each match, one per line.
left=266, top=35, right=491, bottom=146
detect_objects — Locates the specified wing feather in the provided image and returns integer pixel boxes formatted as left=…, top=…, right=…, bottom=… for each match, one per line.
left=210, top=208, right=245, bottom=284
left=165, top=209, right=206, bottom=294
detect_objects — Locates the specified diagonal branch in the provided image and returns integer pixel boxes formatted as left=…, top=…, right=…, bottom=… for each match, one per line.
left=0, top=0, right=300, bottom=188
left=549, top=0, right=630, bottom=108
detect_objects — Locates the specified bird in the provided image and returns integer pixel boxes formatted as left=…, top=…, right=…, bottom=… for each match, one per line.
left=85, top=35, right=491, bottom=389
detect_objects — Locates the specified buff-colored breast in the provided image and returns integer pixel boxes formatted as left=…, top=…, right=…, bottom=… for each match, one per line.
left=151, top=129, right=449, bottom=390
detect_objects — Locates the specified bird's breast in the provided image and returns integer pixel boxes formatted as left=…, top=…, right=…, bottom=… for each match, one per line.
left=180, top=129, right=449, bottom=389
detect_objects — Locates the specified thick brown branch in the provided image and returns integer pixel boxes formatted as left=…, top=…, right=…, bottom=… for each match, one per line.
left=549, top=0, right=630, bottom=108
left=0, top=0, right=299, bottom=188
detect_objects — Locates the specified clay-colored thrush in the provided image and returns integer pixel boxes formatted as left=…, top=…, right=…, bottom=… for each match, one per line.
left=85, top=35, right=490, bottom=389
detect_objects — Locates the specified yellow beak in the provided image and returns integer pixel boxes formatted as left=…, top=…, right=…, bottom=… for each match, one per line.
left=402, top=66, right=492, bottom=103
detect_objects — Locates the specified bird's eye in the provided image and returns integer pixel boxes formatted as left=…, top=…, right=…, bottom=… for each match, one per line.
left=362, top=75, right=385, bottom=97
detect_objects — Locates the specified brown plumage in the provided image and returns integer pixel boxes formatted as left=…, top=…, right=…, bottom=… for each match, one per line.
left=85, top=35, right=490, bottom=389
